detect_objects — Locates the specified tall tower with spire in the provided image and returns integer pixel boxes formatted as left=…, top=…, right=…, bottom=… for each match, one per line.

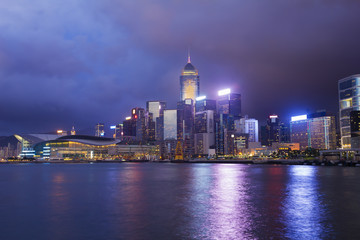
left=180, top=52, right=200, bottom=101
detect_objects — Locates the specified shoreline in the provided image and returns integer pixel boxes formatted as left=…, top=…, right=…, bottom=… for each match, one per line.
left=1, top=159, right=360, bottom=167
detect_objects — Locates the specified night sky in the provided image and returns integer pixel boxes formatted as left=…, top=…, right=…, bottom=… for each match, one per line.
left=1, top=0, right=360, bottom=135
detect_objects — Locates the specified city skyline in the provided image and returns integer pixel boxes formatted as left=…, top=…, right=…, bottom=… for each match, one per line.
left=1, top=1, right=360, bottom=135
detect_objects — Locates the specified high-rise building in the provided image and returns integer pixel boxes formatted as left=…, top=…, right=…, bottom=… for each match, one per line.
left=350, top=110, right=360, bottom=148
left=217, top=88, right=241, bottom=117
left=215, top=113, right=235, bottom=155
left=163, top=110, right=177, bottom=140
left=177, top=99, right=195, bottom=158
left=262, top=115, right=280, bottom=146
left=180, top=54, right=200, bottom=101
left=195, top=97, right=216, bottom=113
left=290, top=112, right=337, bottom=150
left=95, top=123, right=105, bottom=137
left=146, top=101, right=166, bottom=141
left=194, top=110, right=215, bottom=155
left=234, top=116, right=259, bottom=143
left=338, top=74, right=360, bottom=148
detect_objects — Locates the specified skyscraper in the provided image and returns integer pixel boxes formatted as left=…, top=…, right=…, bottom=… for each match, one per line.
left=350, top=110, right=360, bottom=148
left=338, top=74, right=360, bottom=148
left=194, top=110, right=215, bottom=155
left=146, top=101, right=166, bottom=141
left=180, top=54, right=200, bottom=101
left=262, top=115, right=280, bottom=146
left=195, top=97, right=216, bottom=113
left=217, top=88, right=242, bottom=117
left=177, top=99, right=195, bottom=158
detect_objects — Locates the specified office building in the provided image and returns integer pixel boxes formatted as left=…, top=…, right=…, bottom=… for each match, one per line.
left=163, top=110, right=177, bottom=140
left=180, top=54, right=200, bottom=101
left=195, top=97, right=216, bottom=113
left=194, top=110, right=215, bottom=155
left=215, top=113, right=235, bottom=155
left=290, top=112, right=336, bottom=150
left=146, top=101, right=166, bottom=141
left=350, top=111, right=360, bottom=148
left=177, top=99, right=195, bottom=158
left=262, top=115, right=280, bottom=146
left=217, top=88, right=241, bottom=117
left=338, top=74, right=360, bottom=148
left=234, top=116, right=259, bottom=143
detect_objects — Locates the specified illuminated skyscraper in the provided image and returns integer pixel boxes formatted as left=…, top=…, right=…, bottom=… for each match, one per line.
left=217, top=88, right=241, bottom=117
left=338, top=74, right=360, bottom=148
left=180, top=54, right=200, bottom=101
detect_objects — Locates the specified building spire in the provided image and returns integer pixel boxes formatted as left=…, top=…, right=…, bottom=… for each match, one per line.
left=187, top=48, right=191, bottom=63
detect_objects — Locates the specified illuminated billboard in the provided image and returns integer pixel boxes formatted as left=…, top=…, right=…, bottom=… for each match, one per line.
left=218, top=88, right=231, bottom=96
left=291, top=114, right=307, bottom=122
left=196, top=96, right=206, bottom=101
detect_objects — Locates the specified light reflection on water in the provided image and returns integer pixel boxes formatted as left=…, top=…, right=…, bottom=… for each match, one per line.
left=0, top=163, right=359, bottom=239
left=283, top=166, right=333, bottom=239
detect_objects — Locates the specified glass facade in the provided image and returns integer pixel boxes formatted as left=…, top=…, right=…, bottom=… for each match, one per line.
left=338, top=75, right=360, bottom=148
left=290, top=115, right=336, bottom=150
left=217, top=93, right=242, bottom=117
left=163, top=110, right=177, bottom=140
left=180, top=62, right=200, bottom=101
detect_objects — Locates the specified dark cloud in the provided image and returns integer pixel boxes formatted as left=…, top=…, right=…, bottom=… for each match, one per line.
left=0, top=0, right=359, bottom=135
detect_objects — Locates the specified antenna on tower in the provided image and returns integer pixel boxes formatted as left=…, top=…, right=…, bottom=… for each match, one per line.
left=187, top=47, right=191, bottom=63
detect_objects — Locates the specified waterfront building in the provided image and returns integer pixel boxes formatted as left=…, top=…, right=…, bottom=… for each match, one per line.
left=338, top=74, right=360, bottom=148
left=290, top=112, right=337, bottom=150
left=289, top=115, right=308, bottom=150
left=262, top=115, right=281, bottom=146
left=279, top=122, right=290, bottom=143
left=180, top=54, right=200, bottom=101
left=350, top=111, right=360, bottom=148
left=215, top=113, right=235, bottom=155
left=177, top=99, right=195, bottom=158
left=95, top=123, right=105, bottom=137
left=234, top=116, right=259, bottom=143
left=32, top=135, right=119, bottom=160
left=217, top=88, right=241, bottom=117
left=194, top=110, right=215, bottom=155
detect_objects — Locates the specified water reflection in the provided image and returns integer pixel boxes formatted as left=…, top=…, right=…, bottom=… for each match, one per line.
left=283, top=166, right=333, bottom=239
left=188, top=164, right=254, bottom=239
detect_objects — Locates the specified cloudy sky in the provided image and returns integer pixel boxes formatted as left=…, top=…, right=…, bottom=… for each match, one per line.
left=0, top=0, right=359, bottom=135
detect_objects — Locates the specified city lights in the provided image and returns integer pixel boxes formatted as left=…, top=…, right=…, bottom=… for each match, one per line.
left=125, top=117, right=131, bottom=120
left=110, top=125, right=116, bottom=129
left=218, top=88, right=231, bottom=96
left=196, top=96, right=206, bottom=101
left=57, top=130, right=63, bottom=134
left=291, top=114, right=307, bottom=122
left=270, top=115, right=278, bottom=119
